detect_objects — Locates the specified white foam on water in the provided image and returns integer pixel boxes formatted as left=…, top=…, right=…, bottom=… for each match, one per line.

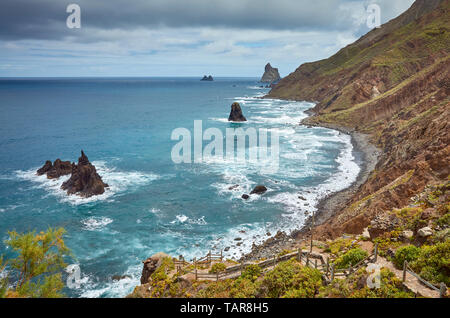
left=170, top=214, right=208, bottom=225
left=198, top=97, right=361, bottom=260
left=79, top=264, right=141, bottom=298
left=14, top=161, right=160, bottom=206
left=81, top=216, right=113, bottom=231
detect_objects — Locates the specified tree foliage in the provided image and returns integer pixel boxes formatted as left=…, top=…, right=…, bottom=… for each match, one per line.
left=2, top=227, right=70, bottom=298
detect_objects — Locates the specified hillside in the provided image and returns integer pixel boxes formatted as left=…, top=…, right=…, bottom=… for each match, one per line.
left=268, top=0, right=450, bottom=240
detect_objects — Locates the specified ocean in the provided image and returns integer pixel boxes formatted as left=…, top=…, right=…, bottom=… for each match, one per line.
left=0, top=77, right=361, bottom=297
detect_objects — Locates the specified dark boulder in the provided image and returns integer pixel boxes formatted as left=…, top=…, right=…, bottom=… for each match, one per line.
left=241, top=194, right=250, bottom=200
left=61, top=150, right=109, bottom=198
left=250, top=185, right=267, bottom=195
left=228, top=102, right=247, bottom=122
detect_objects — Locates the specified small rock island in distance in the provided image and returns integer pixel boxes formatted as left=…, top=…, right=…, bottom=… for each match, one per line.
left=201, top=75, right=214, bottom=81
left=260, top=63, right=281, bottom=83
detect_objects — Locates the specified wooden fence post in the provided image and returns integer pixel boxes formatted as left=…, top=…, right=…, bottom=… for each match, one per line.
left=240, top=262, right=243, bottom=274
left=403, top=260, right=407, bottom=282
left=374, top=243, right=378, bottom=263
left=216, top=272, right=219, bottom=282
left=220, top=249, right=223, bottom=262
left=195, top=268, right=198, bottom=280
left=330, top=264, right=335, bottom=281
left=297, top=248, right=301, bottom=261
left=306, top=252, right=310, bottom=267
left=440, top=282, right=447, bottom=298
left=325, top=257, right=329, bottom=276
left=314, top=259, right=317, bottom=269
left=349, top=265, right=353, bottom=275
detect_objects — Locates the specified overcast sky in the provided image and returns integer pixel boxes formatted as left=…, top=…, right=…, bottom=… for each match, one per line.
left=0, top=0, right=414, bottom=77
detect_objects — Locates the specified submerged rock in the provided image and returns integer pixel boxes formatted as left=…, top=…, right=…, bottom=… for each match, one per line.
left=260, top=63, right=281, bottom=83
left=228, top=102, right=247, bottom=122
left=250, top=185, right=267, bottom=195
left=241, top=194, right=250, bottom=200
left=61, top=150, right=109, bottom=198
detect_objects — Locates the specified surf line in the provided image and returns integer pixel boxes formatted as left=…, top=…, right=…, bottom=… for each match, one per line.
left=170, top=120, right=280, bottom=173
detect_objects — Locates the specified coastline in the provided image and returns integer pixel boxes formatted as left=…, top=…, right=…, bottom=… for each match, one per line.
left=240, top=107, right=380, bottom=261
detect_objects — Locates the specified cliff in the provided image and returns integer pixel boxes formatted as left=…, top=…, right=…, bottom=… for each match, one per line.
left=268, top=0, right=450, bottom=239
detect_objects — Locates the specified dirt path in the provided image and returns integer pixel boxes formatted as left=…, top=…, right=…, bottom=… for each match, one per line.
left=375, top=256, right=440, bottom=298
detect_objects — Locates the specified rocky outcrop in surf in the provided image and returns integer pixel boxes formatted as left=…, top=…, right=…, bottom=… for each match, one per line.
left=250, top=185, right=267, bottom=195
left=260, top=63, right=281, bottom=83
left=37, top=159, right=72, bottom=179
left=228, top=102, right=247, bottom=122
left=201, top=75, right=213, bottom=81
left=61, top=151, right=109, bottom=198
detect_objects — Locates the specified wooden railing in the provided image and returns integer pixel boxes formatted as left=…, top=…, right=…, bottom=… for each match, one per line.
left=402, top=260, right=447, bottom=298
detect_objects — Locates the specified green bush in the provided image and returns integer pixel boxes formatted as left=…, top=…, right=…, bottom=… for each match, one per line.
left=241, top=264, right=262, bottom=282
left=209, top=262, right=227, bottom=274
left=393, top=245, right=420, bottom=269
left=411, top=240, right=450, bottom=285
left=260, top=259, right=322, bottom=298
left=334, top=248, right=368, bottom=269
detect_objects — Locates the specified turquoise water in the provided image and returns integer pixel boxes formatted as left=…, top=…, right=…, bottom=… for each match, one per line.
left=0, top=77, right=360, bottom=297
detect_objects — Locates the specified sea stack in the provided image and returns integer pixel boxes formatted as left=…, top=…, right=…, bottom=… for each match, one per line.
left=260, top=63, right=281, bottom=83
left=228, top=102, right=247, bottom=122
left=37, top=159, right=72, bottom=179
left=61, top=150, right=109, bottom=198
left=201, top=75, right=214, bottom=81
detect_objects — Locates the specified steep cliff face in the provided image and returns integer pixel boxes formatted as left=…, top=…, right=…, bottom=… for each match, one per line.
left=269, top=0, right=449, bottom=239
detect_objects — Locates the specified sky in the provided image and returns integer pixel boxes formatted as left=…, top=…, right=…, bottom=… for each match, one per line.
left=0, top=0, right=415, bottom=77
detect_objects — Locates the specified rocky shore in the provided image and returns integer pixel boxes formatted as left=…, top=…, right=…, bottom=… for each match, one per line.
left=240, top=115, right=381, bottom=262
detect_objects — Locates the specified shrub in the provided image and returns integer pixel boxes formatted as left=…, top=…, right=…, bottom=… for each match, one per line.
left=241, top=264, right=262, bottom=282
left=334, top=248, right=368, bottom=269
left=393, top=245, right=420, bottom=269
left=209, top=262, right=227, bottom=274
left=350, top=268, right=414, bottom=298
left=260, top=259, right=322, bottom=298
left=411, top=240, right=450, bottom=285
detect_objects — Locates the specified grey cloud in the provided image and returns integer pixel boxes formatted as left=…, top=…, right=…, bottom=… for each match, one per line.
left=0, top=0, right=380, bottom=41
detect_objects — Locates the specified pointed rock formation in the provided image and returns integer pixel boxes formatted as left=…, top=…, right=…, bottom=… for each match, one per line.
left=61, top=150, right=109, bottom=198
left=37, top=159, right=72, bottom=179
left=228, top=102, right=247, bottom=122
left=201, top=75, right=214, bottom=81
left=260, top=63, right=281, bottom=83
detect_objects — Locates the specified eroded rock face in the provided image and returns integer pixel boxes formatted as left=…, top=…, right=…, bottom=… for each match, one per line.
left=368, top=213, right=400, bottom=239
left=61, top=151, right=108, bottom=198
left=260, top=63, right=281, bottom=83
left=228, top=102, right=247, bottom=122
left=37, top=159, right=72, bottom=179
left=140, top=252, right=170, bottom=284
